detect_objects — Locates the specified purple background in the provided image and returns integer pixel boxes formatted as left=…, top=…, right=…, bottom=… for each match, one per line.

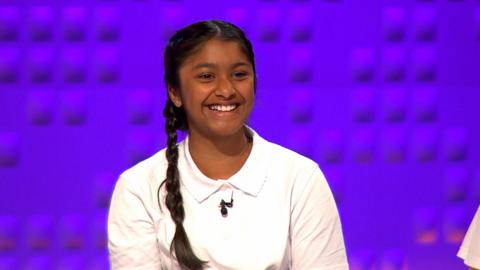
left=1, top=0, right=479, bottom=269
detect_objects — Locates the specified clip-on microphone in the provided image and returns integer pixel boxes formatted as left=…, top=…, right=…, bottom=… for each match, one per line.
left=219, top=191, right=234, bottom=217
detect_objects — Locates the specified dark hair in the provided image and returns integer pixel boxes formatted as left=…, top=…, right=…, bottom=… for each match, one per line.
left=159, top=20, right=256, bottom=270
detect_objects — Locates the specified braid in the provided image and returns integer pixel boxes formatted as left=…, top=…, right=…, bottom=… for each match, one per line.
left=160, top=99, right=207, bottom=270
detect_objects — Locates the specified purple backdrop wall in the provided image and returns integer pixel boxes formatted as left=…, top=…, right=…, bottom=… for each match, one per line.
left=0, top=0, right=479, bottom=269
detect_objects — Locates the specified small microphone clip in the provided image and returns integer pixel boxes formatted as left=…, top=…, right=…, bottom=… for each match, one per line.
left=219, top=191, right=234, bottom=217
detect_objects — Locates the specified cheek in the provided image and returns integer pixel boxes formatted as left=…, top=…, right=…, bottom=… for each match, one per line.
left=236, top=80, right=255, bottom=97
left=178, top=85, right=209, bottom=111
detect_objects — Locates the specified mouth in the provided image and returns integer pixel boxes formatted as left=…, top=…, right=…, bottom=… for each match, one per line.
left=207, top=104, right=239, bottom=112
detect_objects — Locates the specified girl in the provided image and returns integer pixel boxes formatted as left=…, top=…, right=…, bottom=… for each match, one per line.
left=108, top=20, right=348, bottom=270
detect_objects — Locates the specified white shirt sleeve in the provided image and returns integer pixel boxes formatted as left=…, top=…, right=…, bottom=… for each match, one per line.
left=290, top=166, right=349, bottom=270
left=107, top=175, right=162, bottom=270
left=458, top=206, right=480, bottom=269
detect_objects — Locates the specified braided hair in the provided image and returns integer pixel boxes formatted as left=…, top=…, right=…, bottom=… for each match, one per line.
left=159, top=20, right=256, bottom=269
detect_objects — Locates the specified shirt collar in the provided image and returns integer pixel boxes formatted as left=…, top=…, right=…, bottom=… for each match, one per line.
left=178, top=127, right=269, bottom=203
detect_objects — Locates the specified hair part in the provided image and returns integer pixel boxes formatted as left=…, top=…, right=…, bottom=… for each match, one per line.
left=159, top=20, right=256, bottom=270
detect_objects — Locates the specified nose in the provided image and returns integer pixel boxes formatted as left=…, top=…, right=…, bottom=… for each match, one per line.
left=214, top=76, right=236, bottom=99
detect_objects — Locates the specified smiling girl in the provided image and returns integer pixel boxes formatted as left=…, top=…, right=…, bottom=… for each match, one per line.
left=107, top=20, right=348, bottom=270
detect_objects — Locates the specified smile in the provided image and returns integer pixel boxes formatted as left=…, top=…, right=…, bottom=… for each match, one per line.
left=207, top=104, right=239, bottom=112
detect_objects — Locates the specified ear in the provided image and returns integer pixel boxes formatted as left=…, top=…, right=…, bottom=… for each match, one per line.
left=168, top=86, right=182, bottom=108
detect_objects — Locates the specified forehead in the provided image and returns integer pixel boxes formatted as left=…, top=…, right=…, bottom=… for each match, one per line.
left=181, top=39, right=250, bottom=68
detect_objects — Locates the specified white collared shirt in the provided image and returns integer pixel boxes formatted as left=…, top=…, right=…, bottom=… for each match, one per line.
left=108, top=128, right=349, bottom=269
left=458, top=206, right=480, bottom=269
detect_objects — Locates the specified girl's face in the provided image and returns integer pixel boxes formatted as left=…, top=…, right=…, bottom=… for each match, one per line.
left=169, top=39, right=255, bottom=139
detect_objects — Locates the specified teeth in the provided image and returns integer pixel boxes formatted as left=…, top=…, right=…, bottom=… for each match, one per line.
left=209, top=104, right=237, bottom=112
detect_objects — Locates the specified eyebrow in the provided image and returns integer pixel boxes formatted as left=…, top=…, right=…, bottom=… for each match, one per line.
left=191, top=62, right=251, bottom=70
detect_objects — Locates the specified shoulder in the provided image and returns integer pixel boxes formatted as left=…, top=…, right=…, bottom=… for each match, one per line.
left=254, top=135, right=323, bottom=198
left=116, top=147, right=169, bottom=193
left=458, top=206, right=480, bottom=269
left=262, top=138, right=319, bottom=176
left=257, top=136, right=333, bottom=215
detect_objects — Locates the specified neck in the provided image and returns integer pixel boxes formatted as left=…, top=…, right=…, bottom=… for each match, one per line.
left=187, top=127, right=253, bottom=180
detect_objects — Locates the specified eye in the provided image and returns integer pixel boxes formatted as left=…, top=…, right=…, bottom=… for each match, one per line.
left=232, top=71, right=249, bottom=79
left=197, top=73, right=214, bottom=81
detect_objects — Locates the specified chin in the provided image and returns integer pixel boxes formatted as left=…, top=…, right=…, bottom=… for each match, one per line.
left=203, top=120, right=247, bottom=138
